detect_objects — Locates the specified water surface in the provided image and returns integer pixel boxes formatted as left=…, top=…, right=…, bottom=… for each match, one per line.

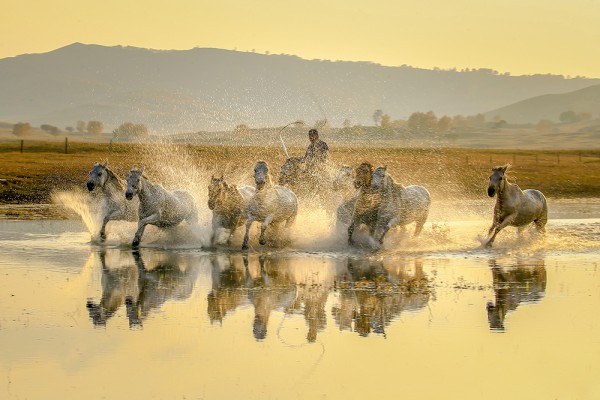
left=0, top=202, right=599, bottom=399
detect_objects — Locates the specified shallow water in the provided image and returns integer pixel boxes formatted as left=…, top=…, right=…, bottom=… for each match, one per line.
left=0, top=200, right=599, bottom=399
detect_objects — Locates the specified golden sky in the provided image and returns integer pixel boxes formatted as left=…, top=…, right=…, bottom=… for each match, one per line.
left=3, top=0, right=599, bottom=78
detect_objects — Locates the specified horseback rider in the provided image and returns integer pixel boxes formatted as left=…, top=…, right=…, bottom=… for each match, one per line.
left=303, top=129, right=329, bottom=171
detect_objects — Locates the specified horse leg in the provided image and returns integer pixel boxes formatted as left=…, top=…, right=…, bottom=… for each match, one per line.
left=485, top=214, right=515, bottom=248
left=348, top=220, right=357, bottom=246
left=534, top=207, right=548, bottom=234
left=99, top=209, right=122, bottom=241
left=99, top=214, right=110, bottom=241
left=377, top=217, right=397, bottom=244
left=242, top=218, right=254, bottom=251
left=132, top=214, right=159, bottom=247
left=259, top=215, right=274, bottom=245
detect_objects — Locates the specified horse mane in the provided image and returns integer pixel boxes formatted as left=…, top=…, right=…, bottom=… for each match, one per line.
left=104, top=166, right=125, bottom=191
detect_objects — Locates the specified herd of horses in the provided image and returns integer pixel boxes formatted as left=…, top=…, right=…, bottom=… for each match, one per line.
left=86, top=157, right=548, bottom=250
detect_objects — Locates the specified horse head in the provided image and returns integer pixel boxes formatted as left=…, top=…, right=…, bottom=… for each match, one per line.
left=87, top=161, right=108, bottom=191
left=354, top=162, right=374, bottom=190
left=254, top=161, right=271, bottom=191
left=370, top=166, right=388, bottom=191
left=488, top=165, right=509, bottom=197
left=125, top=167, right=144, bottom=200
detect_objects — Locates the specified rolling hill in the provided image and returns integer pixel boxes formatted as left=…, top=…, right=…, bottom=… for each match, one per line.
left=0, top=43, right=598, bottom=133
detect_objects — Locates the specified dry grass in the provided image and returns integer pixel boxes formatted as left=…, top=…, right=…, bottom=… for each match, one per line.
left=0, top=141, right=599, bottom=206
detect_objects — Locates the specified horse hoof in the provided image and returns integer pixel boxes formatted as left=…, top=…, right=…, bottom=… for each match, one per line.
left=241, top=244, right=248, bottom=251
left=259, top=239, right=266, bottom=245
left=132, top=240, right=140, bottom=248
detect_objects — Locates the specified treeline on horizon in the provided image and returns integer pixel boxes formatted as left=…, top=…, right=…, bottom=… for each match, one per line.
left=5, top=108, right=598, bottom=139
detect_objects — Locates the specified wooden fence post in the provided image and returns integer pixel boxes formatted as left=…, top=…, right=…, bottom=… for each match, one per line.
left=64, top=137, right=68, bottom=154
left=20, top=140, right=24, bottom=153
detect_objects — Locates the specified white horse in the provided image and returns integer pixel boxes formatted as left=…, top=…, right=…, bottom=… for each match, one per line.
left=370, top=166, right=431, bottom=245
left=208, top=175, right=256, bottom=245
left=485, top=165, right=548, bottom=247
left=242, top=161, right=298, bottom=250
left=125, top=167, right=198, bottom=247
left=87, top=161, right=138, bottom=241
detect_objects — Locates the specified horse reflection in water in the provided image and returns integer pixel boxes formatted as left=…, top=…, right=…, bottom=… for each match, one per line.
left=86, top=249, right=139, bottom=326
left=126, top=250, right=200, bottom=327
left=207, top=254, right=338, bottom=342
left=332, top=258, right=431, bottom=337
left=486, top=258, right=547, bottom=331
left=86, top=161, right=138, bottom=241
left=86, top=249, right=199, bottom=328
left=207, top=254, right=251, bottom=324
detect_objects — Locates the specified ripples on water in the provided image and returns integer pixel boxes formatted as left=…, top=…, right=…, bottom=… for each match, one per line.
left=0, top=192, right=598, bottom=399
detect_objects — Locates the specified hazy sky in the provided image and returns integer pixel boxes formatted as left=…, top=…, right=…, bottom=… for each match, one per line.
left=3, top=0, right=599, bottom=78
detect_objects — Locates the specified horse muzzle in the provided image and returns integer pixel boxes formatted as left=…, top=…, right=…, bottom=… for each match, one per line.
left=256, top=181, right=266, bottom=191
left=87, top=182, right=95, bottom=191
left=125, top=192, right=134, bottom=200
left=487, top=187, right=496, bottom=197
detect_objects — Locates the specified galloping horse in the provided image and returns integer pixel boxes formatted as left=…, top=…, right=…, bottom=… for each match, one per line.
left=86, top=161, right=138, bottom=241
left=347, top=162, right=381, bottom=245
left=485, top=165, right=548, bottom=247
left=370, top=166, right=431, bottom=245
left=278, top=156, right=335, bottom=208
left=208, top=175, right=256, bottom=245
left=242, top=161, right=298, bottom=250
left=125, top=167, right=198, bottom=247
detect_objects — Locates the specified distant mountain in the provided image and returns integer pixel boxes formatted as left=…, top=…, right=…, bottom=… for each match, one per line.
left=1, top=43, right=598, bottom=133
left=485, top=84, right=600, bottom=123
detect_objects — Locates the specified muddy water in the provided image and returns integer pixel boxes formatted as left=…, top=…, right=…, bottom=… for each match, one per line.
left=0, top=201, right=599, bottom=399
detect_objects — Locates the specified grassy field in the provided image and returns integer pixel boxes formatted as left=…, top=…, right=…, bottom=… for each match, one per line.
left=1, top=141, right=599, bottom=211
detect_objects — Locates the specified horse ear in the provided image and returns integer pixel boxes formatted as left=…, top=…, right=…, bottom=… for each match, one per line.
left=102, top=161, right=108, bottom=167
left=501, top=165, right=509, bottom=173
left=139, top=167, right=144, bottom=174
left=384, top=165, right=388, bottom=171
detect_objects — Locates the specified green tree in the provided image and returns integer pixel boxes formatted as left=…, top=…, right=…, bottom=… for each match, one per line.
left=76, top=120, right=86, bottom=133
left=408, top=111, right=438, bottom=133
left=559, top=111, right=577, bottom=123
left=87, top=120, right=103, bottom=135
left=233, top=124, right=250, bottom=135
left=12, top=122, right=31, bottom=136
left=372, top=109, right=383, bottom=126
left=113, top=122, right=149, bottom=139
left=40, top=124, right=60, bottom=135
left=380, top=114, right=392, bottom=129
left=436, top=115, right=453, bottom=133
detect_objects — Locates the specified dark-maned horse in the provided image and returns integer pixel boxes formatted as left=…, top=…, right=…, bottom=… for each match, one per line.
left=347, top=162, right=381, bottom=246
left=208, top=175, right=255, bottom=245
